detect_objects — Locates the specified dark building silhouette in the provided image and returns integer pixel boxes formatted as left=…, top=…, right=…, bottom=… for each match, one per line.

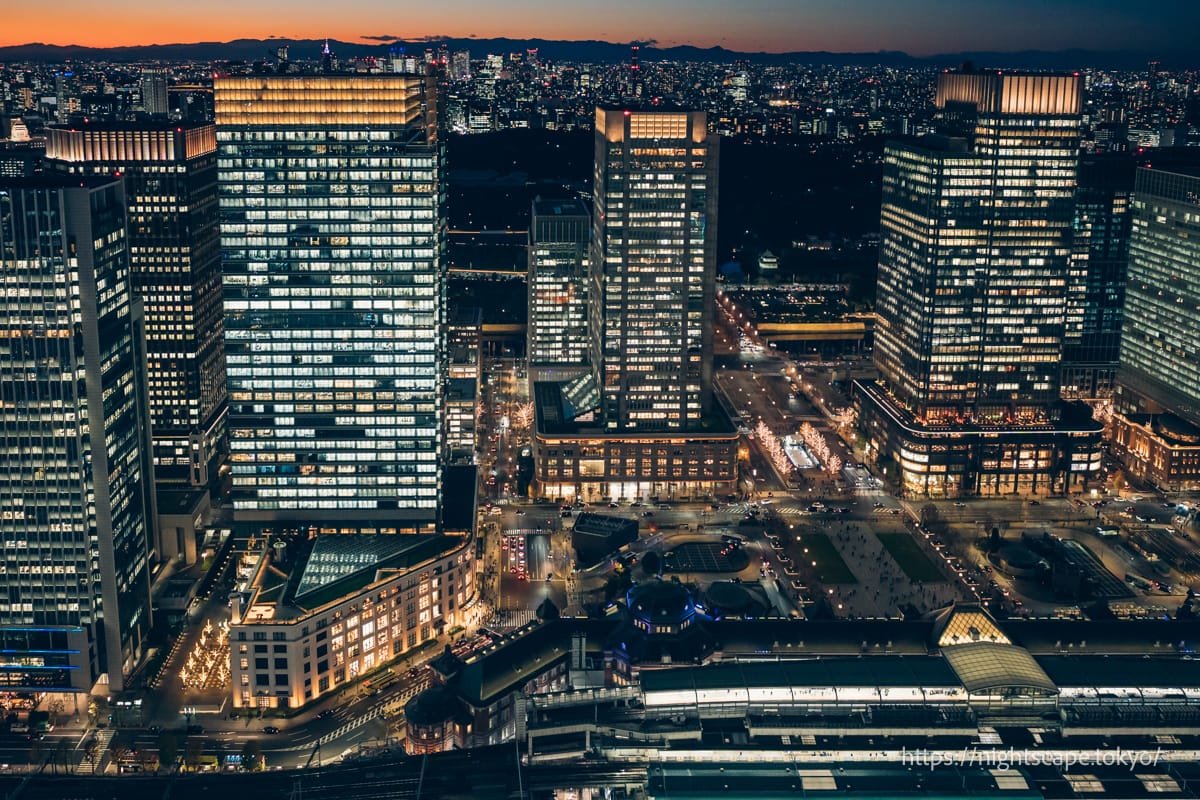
left=1061, top=153, right=1137, bottom=400
left=0, top=176, right=156, bottom=691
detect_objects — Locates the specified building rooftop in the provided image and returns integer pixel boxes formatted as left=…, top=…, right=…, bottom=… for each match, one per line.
left=1038, top=655, right=1200, bottom=689
left=533, top=197, right=589, bottom=218
left=641, top=655, right=961, bottom=697
left=1002, top=618, right=1200, bottom=655
left=941, top=641, right=1056, bottom=694
left=0, top=174, right=120, bottom=190
left=456, top=619, right=574, bottom=706
left=442, top=464, right=478, bottom=533
left=446, top=377, right=477, bottom=402
left=292, top=533, right=459, bottom=611
left=534, top=380, right=737, bottom=438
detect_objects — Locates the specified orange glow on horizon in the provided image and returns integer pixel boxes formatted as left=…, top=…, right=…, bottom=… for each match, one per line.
left=0, top=1, right=845, bottom=54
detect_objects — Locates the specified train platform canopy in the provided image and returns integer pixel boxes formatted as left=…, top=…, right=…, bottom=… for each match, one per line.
left=941, top=641, right=1057, bottom=695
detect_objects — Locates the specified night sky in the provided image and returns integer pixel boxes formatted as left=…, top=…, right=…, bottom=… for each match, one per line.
left=7, top=0, right=1197, bottom=55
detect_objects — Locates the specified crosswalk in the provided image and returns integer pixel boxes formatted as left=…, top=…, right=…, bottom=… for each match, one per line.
left=490, top=609, right=537, bottom=631
left=719, top=502, right=815, bottom=516
left=770, top=505, right=814, bottom=516
left=715, top=502, right=904, bottom=517
left=76, top=727, right=115, bottom=775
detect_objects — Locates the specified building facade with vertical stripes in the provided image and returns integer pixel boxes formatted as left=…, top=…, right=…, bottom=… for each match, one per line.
left=45, top=122, right=227, bottom=499
left=0, top=176, right=156, bottom=691
left=857, top=70, right=1102, bottom=496
left=1112, top=164, right=1200, bottom=490
left=215, top=74, right=445, bottom=530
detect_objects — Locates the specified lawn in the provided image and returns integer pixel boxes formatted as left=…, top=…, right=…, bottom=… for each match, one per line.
left=876, top=533, right=946, bottom=583
left=790, top=532, right=858, bottom=584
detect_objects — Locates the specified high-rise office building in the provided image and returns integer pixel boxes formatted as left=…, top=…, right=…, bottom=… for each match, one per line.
left=140, top=67, right=169, bottom=117
left=1112, top=164, right=1200, bottom=490
left=450, top=50, right=471, bottom=81
left=215, top=74, right=445, bottom=530
left=1060, top=153, right=1136, bottom=400
left=857, top=70, right=1102, bottom=496
left=528, top=197, right=590, bottom=378
left=0, top=176, right=156, bottom=691
left=530, top=108, right=737, bottom=503
left=45, top=123, right=226, bottom=492
left=590, top=107, right=717, bottom=432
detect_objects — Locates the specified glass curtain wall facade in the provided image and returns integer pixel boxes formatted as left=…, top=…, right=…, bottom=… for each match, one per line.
left=1061, top=154, right=1135, bottom=400
left=1119, top=166, right=1200, bottom=424
left=215, top=75, right=445, bottom=529
left=589, top=108, right=717, bottom=432
left=45, top=123, right=227, bottom=489
left=0, top=177, right=156, bottom=691
left=528, top=198, right=590, bottom=372
left=859, top=71, right=1102, bottom=496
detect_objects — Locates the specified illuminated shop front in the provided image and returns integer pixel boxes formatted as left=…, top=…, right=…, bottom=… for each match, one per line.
left=858, top=380, right=1103, bottom=497
left=532, top=431, right=738, bottom=502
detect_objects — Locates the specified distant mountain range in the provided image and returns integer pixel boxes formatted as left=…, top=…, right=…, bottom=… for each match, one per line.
left=0, top=37, right=1191, bottom=70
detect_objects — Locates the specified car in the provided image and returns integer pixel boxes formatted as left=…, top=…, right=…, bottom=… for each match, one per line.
left=316, top=709, right=335, bottom=720
left=953, top=501, right=966, bottom=507
left=630, top=502, right=642, bottom=507
left=263, top=726, right=281, bottom=735
left=608, top=502, right=619, bottom=508
left=148, top=724, right=162, bottom=734
left=1029, top=500, right=1040, bottom=506
left=186, top=725, right=204, bottom=735
left=641, top=511, right=654, bottom=517
left=515, top=509, right=525, bottom=515
left=560, top=510, right=572, bottom=518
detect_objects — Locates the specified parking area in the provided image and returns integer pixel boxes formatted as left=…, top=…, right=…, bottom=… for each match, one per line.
left=665, top=541, right=749, bottom=573
left=1129, top=527, right=1200, bottom=583
left=1058, top=539, right=1134, bottom=599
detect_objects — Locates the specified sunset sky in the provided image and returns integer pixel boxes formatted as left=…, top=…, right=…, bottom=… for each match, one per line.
left=4, top=0, right=1196, bottom=55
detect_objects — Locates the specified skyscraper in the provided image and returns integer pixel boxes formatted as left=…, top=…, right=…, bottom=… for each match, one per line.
left=857, top=69, right=1103, bottom=496
left=1060, top=153, right=1136, bottom=400
left=528, top=197, right=590, bottom=378
left=590, top=107, right=717, bottom=432
left=529, top=108, right=737, bottom=503
left=140, top=67, right=169, bottom=117
left=215, top=74, right=444, bottom=530
left=450, top=50, right=471, bottom=81
left=0, top=176, right=156, bottom=691
left=1112, top=163, right=1200, bottom=490
left=45, top=123, right=226, bottom=500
